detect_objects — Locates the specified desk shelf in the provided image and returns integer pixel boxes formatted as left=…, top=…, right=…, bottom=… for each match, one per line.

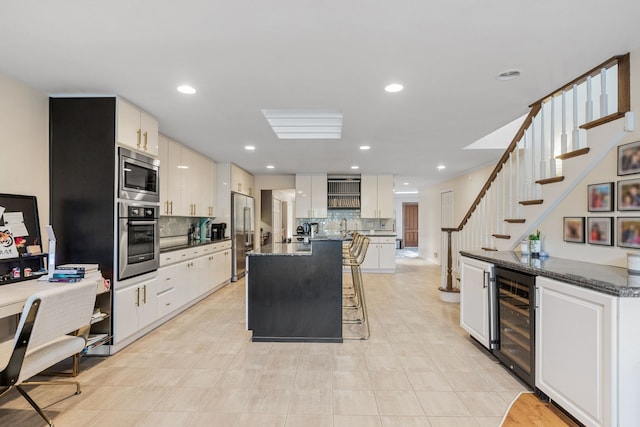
left=0, top=254, right=47, bottom=285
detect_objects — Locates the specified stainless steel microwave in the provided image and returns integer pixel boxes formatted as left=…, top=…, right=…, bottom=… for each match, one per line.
left=119, top=147, right=160, bottom=203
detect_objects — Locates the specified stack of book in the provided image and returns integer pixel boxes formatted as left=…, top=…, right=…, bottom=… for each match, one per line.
left=48, top=266, right=86, bottom=282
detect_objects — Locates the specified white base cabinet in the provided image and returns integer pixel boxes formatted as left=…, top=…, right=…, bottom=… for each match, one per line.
left=361, top=236, right=396, bottom=273
left=536, top=276, right=615, bottom=427
left=460, top=256, right=494, bottom=350
left=535, top=276, right=640, bottom=427
left=114, top=276, right=157, bottom=344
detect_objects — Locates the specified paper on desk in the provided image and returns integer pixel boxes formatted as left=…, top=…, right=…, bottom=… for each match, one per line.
left=0, top=206, right=4, bottom=221
left=3, top=212, right=28, bottom=237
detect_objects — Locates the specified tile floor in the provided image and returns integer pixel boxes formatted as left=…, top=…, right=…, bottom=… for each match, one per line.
left=0, top=254, right=528, bottom=426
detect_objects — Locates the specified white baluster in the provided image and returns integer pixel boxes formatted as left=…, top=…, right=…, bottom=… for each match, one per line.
left=561, top=90, right=568, bottom=154
left=586, top=75, right=593, bottom=123
left=600, top=67, right=608, bottom=117
left=572, top=84, right=580, bottom=151
left=516, top=139, right=521, bottom=218
left=501, top=167, right=506, bottom=234
left=540, top=103, right=546, bottom=179
left=550, top=97, right=556, bottom=177
left=530, top=120, right=537, bottom=199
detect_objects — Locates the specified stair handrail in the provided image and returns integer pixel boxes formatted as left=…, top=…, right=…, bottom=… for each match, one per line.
left=440, top=53, right=630, bottom=292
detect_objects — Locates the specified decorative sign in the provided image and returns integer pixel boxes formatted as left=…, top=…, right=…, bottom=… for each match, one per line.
left=0, top=226, right=19, bottom=259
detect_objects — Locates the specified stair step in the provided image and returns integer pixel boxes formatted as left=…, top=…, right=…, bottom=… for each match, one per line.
left=536, top=176, right=565, bottom=185
left=556, top=147, right=590, bottom=160
left=481, top=247, right=498, bottom=252
left=520, top=199, right=544, bottom=206
left=492, top=234, right=511, bottom=239
left=504, top=218, right=526, bottom=224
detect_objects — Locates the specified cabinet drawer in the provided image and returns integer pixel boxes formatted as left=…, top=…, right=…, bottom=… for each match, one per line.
left=157, top=288, right=176, bottom=318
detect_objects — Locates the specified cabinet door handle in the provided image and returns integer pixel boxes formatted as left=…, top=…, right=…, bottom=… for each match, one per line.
left=483, top=271, right=489, bottom=289
left=143, top=131, right=148, bottom=150
left=143, top=285, right=147, bottom=304
left=137, top=129, right=142, bottom=148
left=169, top=200, right=173, bottom=215
left=135, top=287, right=140, bottom=307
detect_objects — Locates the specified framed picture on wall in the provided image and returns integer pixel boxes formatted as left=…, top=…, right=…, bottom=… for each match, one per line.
left=587, top=182, right=614, bottom=212
left=587, top=217, right=613, bottom=246
left=563, top=217, right=585, bottom=243
left=618, top=140, right=640, bottom=176
left=617, top=178, right=640, bottom=211
left=618, top=217, right=640, bottom=249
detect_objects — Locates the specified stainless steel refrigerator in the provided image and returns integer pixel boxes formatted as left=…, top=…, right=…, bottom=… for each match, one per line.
left=231, top=192, right=254, bottom=281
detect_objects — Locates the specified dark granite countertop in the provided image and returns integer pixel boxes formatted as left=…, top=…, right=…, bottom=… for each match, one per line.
left=461, top=250, right=640, bottom=297
left=160, top=238, right=231, bottom=254
left=249, top=242, right=313, bottom=256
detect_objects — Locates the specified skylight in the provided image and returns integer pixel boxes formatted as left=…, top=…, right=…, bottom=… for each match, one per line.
left=262, top=109, right=343, bottom=139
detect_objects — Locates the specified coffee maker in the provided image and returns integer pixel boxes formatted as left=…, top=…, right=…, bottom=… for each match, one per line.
left=211, top=223, right=227, bottom=240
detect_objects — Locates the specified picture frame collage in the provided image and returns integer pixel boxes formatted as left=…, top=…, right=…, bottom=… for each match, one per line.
left=564, top=141, right=640, bottom=249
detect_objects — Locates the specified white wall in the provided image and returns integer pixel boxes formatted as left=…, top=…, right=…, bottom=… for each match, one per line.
left=419, top=164, right=495, bottom=264
left=0, top=73, right=49, bottom=236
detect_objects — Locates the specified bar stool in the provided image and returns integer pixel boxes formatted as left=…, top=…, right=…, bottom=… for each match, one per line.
left=342, top=236, right=370, bottom=340
left=342, top=233, right=365, bottom=304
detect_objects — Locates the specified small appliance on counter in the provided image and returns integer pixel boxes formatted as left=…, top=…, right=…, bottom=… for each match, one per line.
left=211, top=222, right=227, bottom=241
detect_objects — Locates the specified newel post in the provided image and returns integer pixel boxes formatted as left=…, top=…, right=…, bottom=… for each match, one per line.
left=439, top=228, right=460, bottom=302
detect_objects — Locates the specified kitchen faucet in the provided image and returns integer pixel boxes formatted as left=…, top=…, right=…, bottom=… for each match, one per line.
left=340, top=218, right=348, bottom=237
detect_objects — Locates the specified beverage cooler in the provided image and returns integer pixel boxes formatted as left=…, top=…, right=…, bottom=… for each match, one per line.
left=493, top=267, right=536, bottom=388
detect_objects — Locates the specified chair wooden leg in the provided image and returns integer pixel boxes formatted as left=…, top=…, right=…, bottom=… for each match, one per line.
left=15, top=385, right=55, bottom=426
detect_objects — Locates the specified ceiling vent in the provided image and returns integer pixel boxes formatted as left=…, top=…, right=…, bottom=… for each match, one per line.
left=262, top=109, right=343, bottom=139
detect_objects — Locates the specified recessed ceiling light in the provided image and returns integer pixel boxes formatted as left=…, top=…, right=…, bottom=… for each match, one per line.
left=437, top=165, right=446, bottom=171
left=266, top=165, right=275, bottom=169
left=177, top=85, right=196, bottom=94
left=177, top=165, right=189, bottom=169
left=351, top=165, right=360, bottom=170
left=360, top=145, right=371, bottom=150
left=496, top=69, right=521, bottom=81
left=385, top=83, right=404, bottom=93
left=244, top=145, right=256, bottom=151
left=403, top=182, right=409, bottom=186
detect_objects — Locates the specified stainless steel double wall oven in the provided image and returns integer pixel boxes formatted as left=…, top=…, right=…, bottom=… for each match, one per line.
left=117, top=148, right=160, bottom=280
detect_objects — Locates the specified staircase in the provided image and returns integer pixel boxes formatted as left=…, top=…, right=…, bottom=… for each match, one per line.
left=440, top=53, right=632, bottom=295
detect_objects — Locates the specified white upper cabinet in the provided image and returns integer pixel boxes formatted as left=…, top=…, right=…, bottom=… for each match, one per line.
left=361, top=174, right=394, bottom=218
left=231, top=164, right=254, bottom=196
left=295, top=174, right=327, bottom=218
left=158, top=134, right=216, bottom=217
left=117, top=98, right=159, bottom=156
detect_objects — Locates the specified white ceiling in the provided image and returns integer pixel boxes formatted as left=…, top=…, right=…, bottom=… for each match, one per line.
left=2, top=1, right=640, bottom=193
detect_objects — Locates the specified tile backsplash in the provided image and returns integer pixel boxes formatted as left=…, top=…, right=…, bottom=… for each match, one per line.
left=296, top=209, right=393, bottom=234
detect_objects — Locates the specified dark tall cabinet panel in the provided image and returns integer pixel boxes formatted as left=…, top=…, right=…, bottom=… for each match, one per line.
left=49, top=97, right=116, bottom=281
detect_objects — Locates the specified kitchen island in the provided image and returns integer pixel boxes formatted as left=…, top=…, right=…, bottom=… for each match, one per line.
left=246, top=239, right=343, bottom=342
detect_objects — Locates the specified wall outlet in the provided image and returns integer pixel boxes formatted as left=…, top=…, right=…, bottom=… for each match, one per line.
left=434, top=252, right=438, bottom=258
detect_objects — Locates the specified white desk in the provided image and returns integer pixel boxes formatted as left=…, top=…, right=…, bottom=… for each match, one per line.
left=0, top=274, right=105, bottom=319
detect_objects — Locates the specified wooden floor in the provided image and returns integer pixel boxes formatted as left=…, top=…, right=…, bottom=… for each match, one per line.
left=502, top=392, right=582, bottom=426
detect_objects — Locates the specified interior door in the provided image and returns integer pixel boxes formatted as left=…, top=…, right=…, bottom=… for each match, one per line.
left=403, top=203, right=419, bottom=247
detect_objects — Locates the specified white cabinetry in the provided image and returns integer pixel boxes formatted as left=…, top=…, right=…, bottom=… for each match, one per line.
left=232, top=164, right=255, bottom=196
left=114, top=277, right=157, bottom=343
left=361, top=236, right=396, bottom=273
left=360, top=174, right=394, bottom=218
left=295, top=174, right=328, bottom=218
left=158, top=134, right=216, bottom=217
left=117, top=98, right=159, bottom=156
left=460, top=256, right=494, bottom=349
left=535, top=277, right=615, bottom=427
